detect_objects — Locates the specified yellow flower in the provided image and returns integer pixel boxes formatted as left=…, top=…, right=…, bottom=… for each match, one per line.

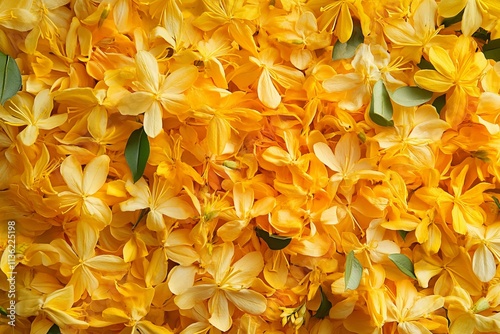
left=0, top=0, right=36, bottom=32
left=25, top=0, right=73, bottom=54
left=414, top=246, right=483, bottom=297
left=309, top=0, right=369, bottom=43
left=173, top=242, right=267, bottom=331
left=99, top=282, right=174, bottom=333
left=120, top=175, right=195, bottom=231
left=383, top=0, right=451, bottom=64
left=414, top=164, right=492, bottom=235
left=145, top=228, right=198, bottom=287
left=16, top=285, right=88, bottom=332
left=313, top=132, right=384, bottom=197
left=322, top=43, right=402, bottom=111
left=217, top=182, right=275, bottom=242
left=116, top=50, right=198, bottom=137
left=413, top=35, right=488, bottom=127
left=0, top=90, right=67, bottom=146
left=374, top=104, right=450, bottom=167
left=56, top=154, right=112, bottom=227
left=467, top=222, right=500, bottom=282
left=386, top=280, right=445, bottom=334
left=446, top=286, right=500, bottom=334
left=439, top=0, right=500, bottom=36
left=242, top=47, right=304, bottom=109
left=50, top=222, right=129, bottom=299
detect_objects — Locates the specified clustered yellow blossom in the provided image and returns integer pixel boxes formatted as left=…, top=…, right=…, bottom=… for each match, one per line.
left=1, top=0, right=500, bottom=333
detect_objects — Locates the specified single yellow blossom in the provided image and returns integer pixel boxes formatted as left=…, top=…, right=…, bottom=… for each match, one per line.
left=16, top=285, right=88, bottom=332
left=386, top=280, right=445, bottom=334
left=50, top=222, right=129, bottom=300
left=120, top=175, right=195, bottom=231
left=0, top=90, right=67, bottom=146
left=414, top=35, right=488, bottom=127
left=173, top=242, right=267, bottom=331
left=116, top=50, right=198, bottom=137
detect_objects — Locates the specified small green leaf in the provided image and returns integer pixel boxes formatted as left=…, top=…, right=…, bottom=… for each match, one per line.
left=391, top=86, right=433, bottom=107
left=397, top=230, right=408, bottom=241
left=369, top=80, right=394, bottom=127
left=441, top=9, right=464, bottom=27
left=432, top=94, right=446, bottom=115
left=332, top=21, right=364, bottom=60
left=125, top=127, right=150, bottom=183
left=47, top=324, right=61, bottom=334
left=492, top=196, right=500, bottom=210
left=472, top=27, right=490, bottom=41
left=345, top=250, right=363, bottom=291
left=314, top=287, right=332, bottom=319
left=389, top=253, right=417, bottom=279
left=482, top=39, right=500, bottom=51
left=0, top=51, right=22, bottom=105
left=418, top=57, right=435, bottom=70
left=0, top=306, right=7, bottom=316
left=255, top=227, right=292, bottom=250
left=483, top=39, right=500, bottom=61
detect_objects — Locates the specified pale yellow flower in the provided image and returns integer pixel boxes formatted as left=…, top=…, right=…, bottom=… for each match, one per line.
left=173, top=243, right=267, bottom=331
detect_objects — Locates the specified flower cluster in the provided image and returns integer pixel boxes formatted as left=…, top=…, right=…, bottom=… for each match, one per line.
left=1, top=0, right=500, bottom=333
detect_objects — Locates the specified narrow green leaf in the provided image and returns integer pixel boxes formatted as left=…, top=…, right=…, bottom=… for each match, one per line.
left=389, top=253, right=417, bottom=279
left=418, top=57, right=435, bottom=70
left=369, top=80, right=394, bottom=127
left=397, top=230, right=408, bottom=241
left=125, top=127, right=150, bottom=183
left=47, top=324, right=61, bottom=334
left=345, top=250, right=363, bottom=291
left=441, top=9, right=464, bottom=27
left=391, top=86, right=433, bottom=107
left=0, top=306, right=7, bottom=316
left=314, top=287, right=332, bottom=319
left=432, top=94, right=446, bottom=115
left=492, top=196, right=500, bottom=210
left=0, top=51, right=22, bottom=105
left=332, top=21, right=364, bottom=60
left=255, top=227, right=292, bottom=250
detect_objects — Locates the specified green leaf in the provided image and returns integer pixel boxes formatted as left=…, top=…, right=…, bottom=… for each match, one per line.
left=397, top=230, right=408, bottom=241
left=314, top=287, right=332, bottom=319
left=369, top=80, right=394, bottom=127
left=432, top=94, right=446, bottom=115
left=492, top=196, right=500, bottom=210
left=0, top=51, right=22, bottom=105
left=441, top=9, right=464, bottom=27
left=332, top=21, right=364, bottom=60
left=483, top=39, right=500, bottom=61
left=472, top=27, right=490, bottom=41
left=125, top=127, right=150, bottom=183
left=345, top=250, right=363, bottom=291
left=389, top=253, right=417, bottom=279
left=47, top=324, right=61, bottom=334
left=391, top=86, right=433, bottom=107
left=482, top=39, right=500, bottom=51
left=255, top=227, right=292, bottom=250
left=417, top=57, right=435, bottom=70
left=0, top=306, right=7, bottom=316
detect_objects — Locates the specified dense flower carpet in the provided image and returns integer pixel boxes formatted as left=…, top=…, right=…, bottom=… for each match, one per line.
left=1, top=0, right=500, bottom=333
